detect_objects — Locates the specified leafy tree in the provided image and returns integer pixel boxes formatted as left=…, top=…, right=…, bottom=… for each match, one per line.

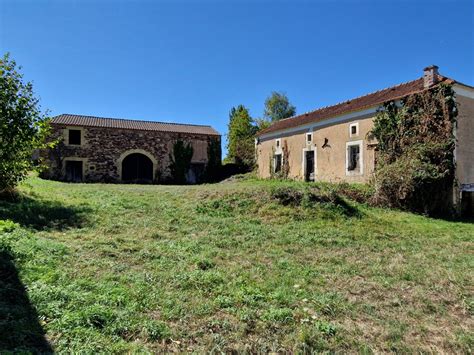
left=226, top=105, right=256, bottom=169
left=0, top=53, right=51, bottom=193
left=254, top=117, right=272, bottom=132
left=169, top=140, right=193, bottom=184
left=263, top=91, right=296, bottom=122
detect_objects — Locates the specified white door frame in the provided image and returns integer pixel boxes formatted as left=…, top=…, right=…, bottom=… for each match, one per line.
left=302, top=146, right=317, bottom=181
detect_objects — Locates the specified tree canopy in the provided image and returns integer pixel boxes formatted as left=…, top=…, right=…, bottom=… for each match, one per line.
left=225, top=92, right=296, bottom=171
left=263, top=91, right=296, bottom=122
left=0, top=53, right=51, bottom=193
left=226, top=105, right=256, bottom=169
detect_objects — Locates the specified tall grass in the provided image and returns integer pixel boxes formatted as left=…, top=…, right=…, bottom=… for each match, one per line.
left=0, top=177, right=472, bottom=352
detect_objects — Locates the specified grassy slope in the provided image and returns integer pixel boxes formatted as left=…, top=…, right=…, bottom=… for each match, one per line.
left=0, top=177, right=473, bottom=353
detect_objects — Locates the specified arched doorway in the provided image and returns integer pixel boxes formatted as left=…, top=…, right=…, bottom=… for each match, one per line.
left=121, top=153, right=153, bottom=183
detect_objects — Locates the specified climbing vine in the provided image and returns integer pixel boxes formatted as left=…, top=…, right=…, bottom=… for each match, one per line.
left=169, top=140, right=194, bottom=184
left=269, top=146, right=275, bottom=178
left=370, top=83, right=457, bottom=215
left=269, top=140, right=290, bottom=179
left=281, top=140, right=290, bottom=178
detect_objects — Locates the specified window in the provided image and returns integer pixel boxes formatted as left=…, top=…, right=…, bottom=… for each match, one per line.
left=306, top=133, right=312, bottom=144
left=69, top=129, right=81, bottom=145
left=274, top=154, right=282, bottom=173
left=348, top=145, right=360, bottom=171
left=276, top=139, right=281, bottom=148
left=346, top=140, right=363, bottom=175
left=349, top=122, right=359, bottom=137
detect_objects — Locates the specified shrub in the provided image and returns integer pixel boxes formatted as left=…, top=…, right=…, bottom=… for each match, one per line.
left=0, top=53, right=52, bottom=193
left=270, top=186, right=306, bottom=206
left=332, top=182, right=374, bottom=204
left=269, top=185, right=361, bottom=217
left=370, top=83, right=457, bottom=215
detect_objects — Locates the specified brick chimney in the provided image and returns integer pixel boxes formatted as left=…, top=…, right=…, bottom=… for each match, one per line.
left=423, top=65, right=439, bottom=88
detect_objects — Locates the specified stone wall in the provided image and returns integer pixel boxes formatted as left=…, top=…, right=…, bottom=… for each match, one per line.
left=42, top=124, right=221, bottom=183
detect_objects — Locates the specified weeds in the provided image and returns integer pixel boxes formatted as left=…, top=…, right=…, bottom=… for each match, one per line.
left=0, top=177, right=472, bottom=352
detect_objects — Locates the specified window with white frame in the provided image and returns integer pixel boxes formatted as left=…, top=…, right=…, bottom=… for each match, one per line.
left=306, top=132, right=312, bottom=144
left=348, top=145, right=359, bottom=170
left=349, top=122, right=359, bottom=137
left=346, top=140, right=363, bottom=175
left=275, top=138, right=281, bottom=149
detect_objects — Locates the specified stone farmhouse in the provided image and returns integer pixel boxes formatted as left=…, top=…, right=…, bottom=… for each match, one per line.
left=256, top=66, right=474, bottom=214
left=42, top=114, right=220, bottom=184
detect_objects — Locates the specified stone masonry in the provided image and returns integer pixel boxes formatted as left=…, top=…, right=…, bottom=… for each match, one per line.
left=42, top=114, right=221, bottom=184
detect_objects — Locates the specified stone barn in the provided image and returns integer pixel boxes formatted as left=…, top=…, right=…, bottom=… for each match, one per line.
left=42, top=114, right=221, bottom=184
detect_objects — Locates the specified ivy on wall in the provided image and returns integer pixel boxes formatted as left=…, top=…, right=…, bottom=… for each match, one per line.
left=270, top=140, right=290, bottom=179
left=369, top=83, right=457, bottom=215
left=269, top=146, right=275, bottom=177
left=281, top=140, right=290, bottom=179
left=169, top=140, right=194, bottom=184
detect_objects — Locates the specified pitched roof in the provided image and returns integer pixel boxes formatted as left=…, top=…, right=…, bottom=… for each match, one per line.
left=258, top=74, right=456, bottom=136
left=51, top=114, right=220, bottom=136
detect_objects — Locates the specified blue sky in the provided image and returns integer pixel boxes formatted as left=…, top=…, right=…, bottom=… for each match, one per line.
left=1, top=0, right=473, bottom=155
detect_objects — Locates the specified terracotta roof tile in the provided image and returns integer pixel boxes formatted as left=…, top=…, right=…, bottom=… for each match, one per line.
left=51, top=114, right=220, bottom=136
left=258, top=75, right=455, bottom=136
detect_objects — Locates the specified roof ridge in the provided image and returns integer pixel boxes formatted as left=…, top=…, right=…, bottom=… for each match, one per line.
left=277, top=77, right=423, bottom=123
left=257, top=73, right=463, bottom=136
left=58, top=113, right=214, bottom=128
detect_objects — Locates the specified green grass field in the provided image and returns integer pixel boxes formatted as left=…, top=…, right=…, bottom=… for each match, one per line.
left=0, top=176, right=473, bottom=353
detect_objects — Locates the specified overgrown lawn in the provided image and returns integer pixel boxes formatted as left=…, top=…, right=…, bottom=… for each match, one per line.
left=0, top=177, right=472, bottom=352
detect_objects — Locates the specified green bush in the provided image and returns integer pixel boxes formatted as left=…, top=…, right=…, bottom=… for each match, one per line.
left=370, top=83, right=457, bottom=215
left=0, top=53, right=52, bottom=193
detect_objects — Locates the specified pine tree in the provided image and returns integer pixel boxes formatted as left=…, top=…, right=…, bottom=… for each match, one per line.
left=226, top=105, right=256, bottom=169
